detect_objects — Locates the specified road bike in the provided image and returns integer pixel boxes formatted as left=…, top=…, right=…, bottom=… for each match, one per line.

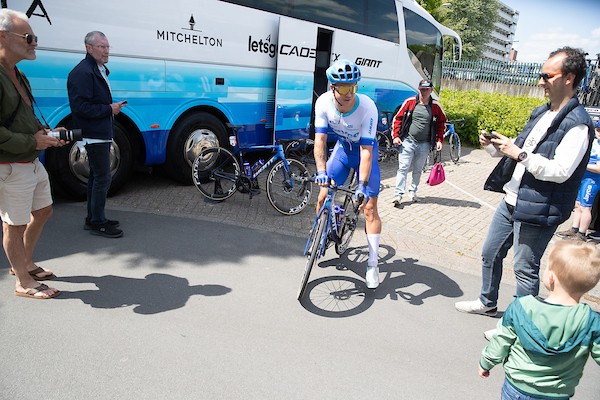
left=298, top=178, right=362, bottom=300
left=376, top=110, right=399, bottom=162
left=423, top=118, right=464, bottom=171
left=192, top=125, right=313, bottom=216
left=445, top=118, right=464, bottom=163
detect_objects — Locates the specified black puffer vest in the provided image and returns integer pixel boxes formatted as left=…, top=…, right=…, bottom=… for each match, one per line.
left=484, top=97, right=594, bottom=226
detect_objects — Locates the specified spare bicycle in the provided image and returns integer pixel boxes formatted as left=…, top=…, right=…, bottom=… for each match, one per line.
left=192, top=125, right=313, bottom=216
left=298, top=178, right=362, bottom=300
left=376, top=110, right=399, bottom=162
left=423, top=118, right=465, bottom=171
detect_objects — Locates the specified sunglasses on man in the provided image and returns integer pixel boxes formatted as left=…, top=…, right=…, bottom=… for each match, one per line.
left=333, top=85, right=358, bottom=95
left=4, top=31, right=38, bottom=44
left=538, top=72, right=562, bottom=81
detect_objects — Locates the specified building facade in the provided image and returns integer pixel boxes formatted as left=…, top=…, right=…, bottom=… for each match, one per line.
left=482, top=1, right=519, bottom=62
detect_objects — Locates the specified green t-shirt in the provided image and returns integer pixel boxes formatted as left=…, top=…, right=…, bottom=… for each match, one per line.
left=0, top=65, right=40, bottom=162
left=407, top=103, right=431, bottom=142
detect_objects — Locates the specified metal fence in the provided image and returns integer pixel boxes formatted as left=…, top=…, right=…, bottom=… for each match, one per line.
left=442, top=60, right=543, bottom=86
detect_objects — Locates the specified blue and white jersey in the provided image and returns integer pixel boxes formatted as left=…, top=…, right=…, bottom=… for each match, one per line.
left=584, top=138, right=600, bottom=180
left=314, top=92, right=378, bottom=149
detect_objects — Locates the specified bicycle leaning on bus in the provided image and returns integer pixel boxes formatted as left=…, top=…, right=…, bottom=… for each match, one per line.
left=192, top=125, right=313, bottom=216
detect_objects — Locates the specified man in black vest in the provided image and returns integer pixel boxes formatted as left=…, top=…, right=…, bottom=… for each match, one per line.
left=455, top=47, right=594, bottom=317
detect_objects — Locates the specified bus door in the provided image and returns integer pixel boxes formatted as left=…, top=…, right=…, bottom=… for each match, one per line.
left=273, top=17, right=320, bottom=142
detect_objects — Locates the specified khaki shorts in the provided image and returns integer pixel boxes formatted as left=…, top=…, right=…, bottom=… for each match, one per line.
left=0, top=159, right=53, bottom=225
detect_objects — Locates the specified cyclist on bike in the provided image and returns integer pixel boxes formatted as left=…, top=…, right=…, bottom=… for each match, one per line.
left=313, top=59, right=382, bottom=289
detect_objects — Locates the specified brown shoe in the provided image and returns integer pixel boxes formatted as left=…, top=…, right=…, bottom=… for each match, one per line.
left=555, top=229, right=578, bottom=238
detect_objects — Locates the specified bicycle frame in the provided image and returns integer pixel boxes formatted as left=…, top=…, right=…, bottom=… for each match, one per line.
left=236, top=144, right=291, bottom=181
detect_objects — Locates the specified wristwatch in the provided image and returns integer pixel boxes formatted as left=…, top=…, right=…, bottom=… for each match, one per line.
left=517, top=151, right=527, bottom=162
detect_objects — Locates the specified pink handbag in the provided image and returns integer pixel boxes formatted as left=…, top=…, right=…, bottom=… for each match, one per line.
left=427, top=162, right=445, bottom=186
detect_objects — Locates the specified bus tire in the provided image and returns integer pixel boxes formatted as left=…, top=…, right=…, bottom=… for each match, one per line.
left=165, top=112, right=227, bottom=184
left=45, top=122, right=133, bottom=201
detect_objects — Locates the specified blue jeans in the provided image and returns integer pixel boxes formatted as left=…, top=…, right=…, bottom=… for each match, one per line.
left=85, top=142, right=112, bottom=225
left=501, top=378, right=569, bottom=400
left=394, top=138, right=430, bottom=196
left=480, top=200, right=557, bottom=307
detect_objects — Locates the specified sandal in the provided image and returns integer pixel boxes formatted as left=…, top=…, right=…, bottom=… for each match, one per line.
left=15, top=283, right=60, bottom=299
left=9, top=266, right=56, bottom=280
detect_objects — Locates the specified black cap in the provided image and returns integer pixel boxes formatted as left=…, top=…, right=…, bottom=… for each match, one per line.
left=418, top=79, right=433, bottom=88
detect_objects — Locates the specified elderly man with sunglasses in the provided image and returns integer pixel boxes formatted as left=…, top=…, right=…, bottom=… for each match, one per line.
left=455, top=47, right=595, bottom=320
left=0, top=9, right=66, bottom=299
left=313, top=59, right=382, bottom=289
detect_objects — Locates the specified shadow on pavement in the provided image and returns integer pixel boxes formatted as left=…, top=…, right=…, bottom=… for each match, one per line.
left=300, top=245, right=463, bottom=318
left=53, top=273, right=231, bottom=314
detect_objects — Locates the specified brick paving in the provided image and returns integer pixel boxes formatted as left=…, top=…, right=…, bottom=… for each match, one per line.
left=104, top=145, right=600, bottom=305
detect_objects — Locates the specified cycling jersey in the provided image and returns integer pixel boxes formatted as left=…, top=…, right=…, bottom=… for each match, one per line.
left=314, top=91, right=380, bottom=196
left=578, top=138, right=600, bottom=207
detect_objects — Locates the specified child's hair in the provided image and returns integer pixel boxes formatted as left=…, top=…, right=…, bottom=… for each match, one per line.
left=548, top=241, right=600, bottom=294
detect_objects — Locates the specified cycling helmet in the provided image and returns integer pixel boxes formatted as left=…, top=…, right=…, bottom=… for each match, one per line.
left=326, top=59, right=361, bottom=84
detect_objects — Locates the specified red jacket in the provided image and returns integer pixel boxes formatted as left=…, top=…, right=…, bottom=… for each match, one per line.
left=392, top=95, right=447, bottom=148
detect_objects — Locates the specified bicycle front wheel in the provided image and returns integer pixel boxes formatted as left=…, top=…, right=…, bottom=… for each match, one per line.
left=335, top=194, right=357, bottom=255
left=449, top=133, right=461, bottom=163
left=192, top=147, right=240, bottom=201
left=298, top=209, right=329, bottom=300
left=266, top=159, right=312, bottom=215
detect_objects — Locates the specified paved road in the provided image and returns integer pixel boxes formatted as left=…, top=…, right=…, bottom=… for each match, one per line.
left=0, top=146, right=598, bottom=399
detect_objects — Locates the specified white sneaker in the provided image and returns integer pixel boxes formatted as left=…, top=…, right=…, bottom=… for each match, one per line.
left=392, top=196, right=402, bottom=206
left=454, top=298, right=497, bottom=316
left=365, top=265, right=380, bottom=289
left=408, top=192, right=418, bottom=202
left=483, top=328, right=498, bottom=341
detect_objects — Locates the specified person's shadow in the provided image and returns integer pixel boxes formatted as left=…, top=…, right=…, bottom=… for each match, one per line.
left=53, top=273, right=231, bottom=314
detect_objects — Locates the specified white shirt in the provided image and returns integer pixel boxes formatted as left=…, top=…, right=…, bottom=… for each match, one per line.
left=486, top=110, right=590, bottom=206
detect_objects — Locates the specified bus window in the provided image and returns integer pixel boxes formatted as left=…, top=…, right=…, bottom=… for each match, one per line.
left=404, top=8, right=443, bottom=87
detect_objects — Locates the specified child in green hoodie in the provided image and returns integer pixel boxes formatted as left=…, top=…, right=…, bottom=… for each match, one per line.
left=478, top=240, right=600, bottom=399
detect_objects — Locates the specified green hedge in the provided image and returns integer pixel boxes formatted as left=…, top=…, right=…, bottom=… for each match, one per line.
left=439, top=89, right=547, bottom=145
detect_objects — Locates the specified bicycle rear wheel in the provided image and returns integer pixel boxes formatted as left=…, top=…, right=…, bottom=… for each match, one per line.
left=376, top=130, right=392, bottom=162
left=423, top=148, right=440, bottom=172
left=284, top=138, right=316, bottom=176
left=192, top=147, right=240, bottom=201
left=449, top=133, right=461, bottom=163
left=335, top=194, right=357, bottom=255
left=298, top=209, right=329, bottom=300
left=266, top=159, right=312, bottom=215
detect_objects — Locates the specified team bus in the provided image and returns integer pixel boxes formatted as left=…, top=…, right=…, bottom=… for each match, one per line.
left=7, top=0, right=461, bottom=198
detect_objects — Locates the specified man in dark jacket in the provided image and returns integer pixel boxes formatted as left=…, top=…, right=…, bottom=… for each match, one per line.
left=68, top=31, right=126, bottom=238
left=455, top=47, right=594, bottom=317
left=391, top=79, right=447, bottom=205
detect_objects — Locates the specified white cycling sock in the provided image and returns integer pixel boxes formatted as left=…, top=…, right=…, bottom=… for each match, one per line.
left=367, top=234, right=380, bottom=267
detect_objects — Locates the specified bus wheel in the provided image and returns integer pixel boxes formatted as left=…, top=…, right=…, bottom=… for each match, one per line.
left=45, top=122, right=133, bottom=200
left=166, top=112, right=227, bottom=184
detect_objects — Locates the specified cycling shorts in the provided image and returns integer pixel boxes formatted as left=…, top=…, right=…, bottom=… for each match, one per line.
left=577, top=177, right=600, bottom=208
left=326, top=141, right=380, bottom=197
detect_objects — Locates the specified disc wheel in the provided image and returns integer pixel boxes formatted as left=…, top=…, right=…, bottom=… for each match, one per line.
left=449, top=134, right=461, bottom=163
left=298, top=209, right=329, bottom=300
left=335, top=194, right=357, bottom=255
left=266, top=159, right=312, bottom=215
left=192, top=147, right=240, bottom=201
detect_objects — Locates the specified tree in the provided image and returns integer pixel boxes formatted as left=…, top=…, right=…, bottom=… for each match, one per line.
left=418, top=0, right=500, bottom=60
